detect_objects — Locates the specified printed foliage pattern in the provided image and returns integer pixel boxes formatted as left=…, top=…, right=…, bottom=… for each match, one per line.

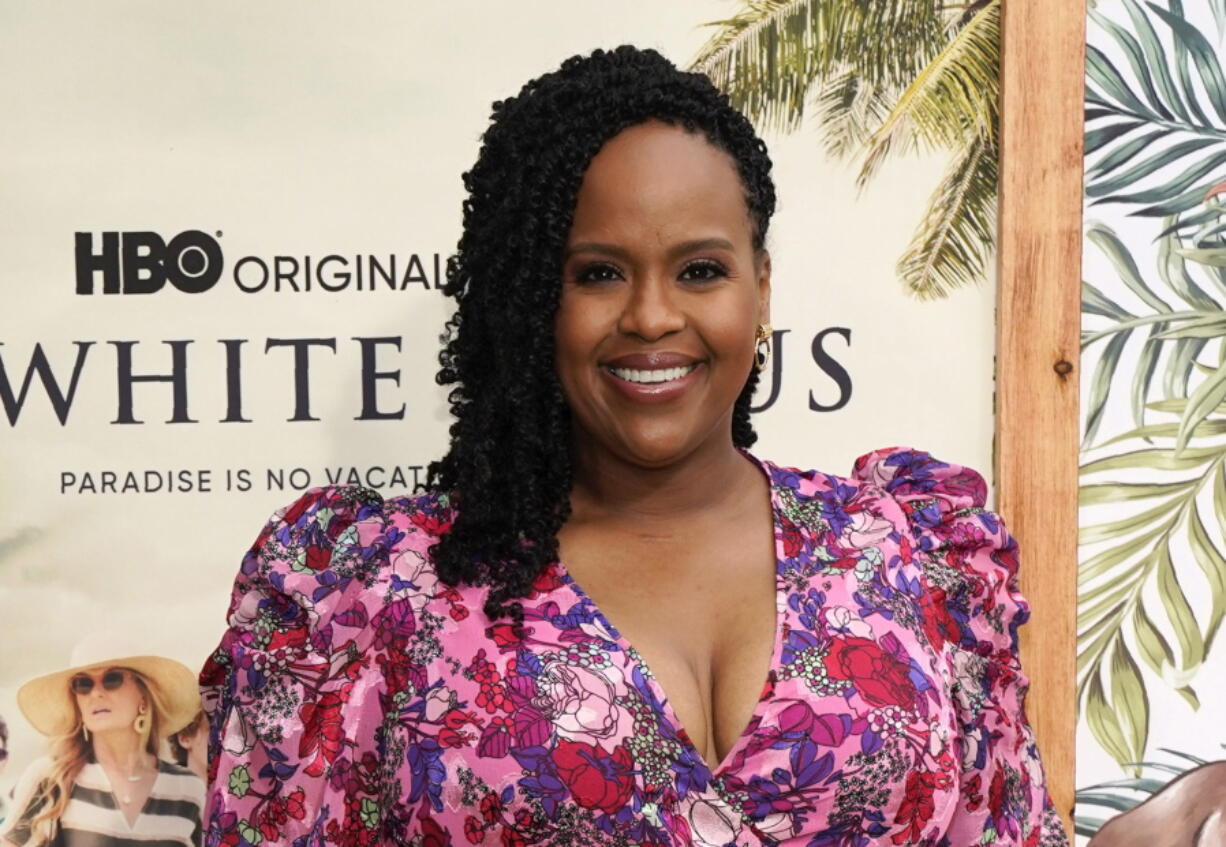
left=1080, top=0, right=1226, bottom=800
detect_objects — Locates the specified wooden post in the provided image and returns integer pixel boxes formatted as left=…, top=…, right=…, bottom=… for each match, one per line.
left=997, top=0, right=1083, bottom=835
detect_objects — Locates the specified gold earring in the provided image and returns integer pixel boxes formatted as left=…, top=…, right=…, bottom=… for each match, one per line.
left=133, top=703, right=149, bottom=735
left=753, top=324, right=773, bottom=372
left=81, top=725, right=90, bottom=743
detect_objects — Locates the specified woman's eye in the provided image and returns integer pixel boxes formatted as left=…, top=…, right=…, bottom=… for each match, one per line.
left=679, top=261, right=727, bottom=282
left=574, top=263, right=622, bottom=284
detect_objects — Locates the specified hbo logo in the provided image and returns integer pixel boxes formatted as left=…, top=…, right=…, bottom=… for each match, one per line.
left=75, top=231, right=224, bottom=294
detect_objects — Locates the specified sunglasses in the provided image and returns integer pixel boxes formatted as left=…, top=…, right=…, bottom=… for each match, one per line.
left=70, top=669, right=128, bottom=696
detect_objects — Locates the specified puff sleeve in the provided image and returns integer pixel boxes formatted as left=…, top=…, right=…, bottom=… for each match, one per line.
left=851, top=447, right=1070, bottom=847
left=200, top=485, right=394, bottom=847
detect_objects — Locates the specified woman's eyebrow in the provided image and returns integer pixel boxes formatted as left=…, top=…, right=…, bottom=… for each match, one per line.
left=564, top=237, right=735, bottom=260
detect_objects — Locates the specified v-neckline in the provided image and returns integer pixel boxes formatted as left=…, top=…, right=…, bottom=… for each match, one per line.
left=97, top=759, right=158, bottom=830
left=552, top=449, right=786, bottom=778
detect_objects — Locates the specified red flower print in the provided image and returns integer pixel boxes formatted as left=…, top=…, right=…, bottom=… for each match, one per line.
left=410, top=509, right=452, bottom=536
left=892, top=768, right=942, bottom=844
left=299, top=692, right=346, bottom=777
left=551, top=738, right=635, bottom=814
left=500, top=829, right=526, bottom=847
left=305, top=543, right=332, bottom=571
left=919, top=588, right=960, bottom=647
left=824, top=636, right=917, bottom=709
left=419, top=815, right=450, bottom=847
left=779, top=516, right=804, bottom=558
left=463, top=815, right=484, bottom=844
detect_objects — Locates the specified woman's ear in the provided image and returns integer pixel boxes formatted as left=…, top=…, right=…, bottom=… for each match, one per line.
left=756, top=249, right=772, bottom=324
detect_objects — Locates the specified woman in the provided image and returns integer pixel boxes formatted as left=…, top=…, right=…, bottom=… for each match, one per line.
left=1, top=636, right=204, bottom=847
left=202, top=47, right=1068, bottom=845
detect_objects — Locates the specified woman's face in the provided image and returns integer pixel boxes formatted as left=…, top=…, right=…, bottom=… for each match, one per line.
left=556, top=120, right=770, bottom=469
left=72, top=667, right=146, bottom=736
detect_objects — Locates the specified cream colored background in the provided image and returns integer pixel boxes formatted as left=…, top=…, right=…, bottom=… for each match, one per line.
left=0, top=0, right=995, bottom=799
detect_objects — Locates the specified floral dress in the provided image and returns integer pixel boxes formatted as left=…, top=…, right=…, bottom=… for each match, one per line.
left=200, top=446, right=1069, bottom=847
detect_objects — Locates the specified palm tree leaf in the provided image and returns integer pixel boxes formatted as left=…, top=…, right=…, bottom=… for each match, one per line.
left=1087, top=224, right=1175, bottom=313
left=1087, top=43, right=1158, bottom=119
left=1086, top=666, right=1143, bottom=773
left=1156, top=205, right=1223, bottom=238
left=1101, top=150, right=1226, bottom=207
left=895, top=134, right=996, bottom=299
left=1136, top=180, right=1226, bottom=218
left=1187, top=499, right=1226, bottom=652
left=1166, top=0, right=1214, bottom=127
left=1155, top=541, right=1205, bottom=669
left=1157, top=224, right=1221, bottom=310
left=1085, top=329, right=1135, bottom=447
left=1109, top=643, right=1150, bottom=766
left=1088, top=129, right=1174, bottom=179
left=1122, top=0, right=1192, bottom=122
left=857, top=0, right=998, bottom=186
left=1085, top=120, right=1148, bottom=157
left=690, top=0, right=945, bottom=132
left=1084, top=279, right=1136, bottom=320
left=810, top=71, right=892, bottom=160
left=1176, top=359, right=1226, bottom=452
left=1164, top=337, right=1211, bottom=398
left=1080, top=443, right=1223, bottom=473
left=1078, top=519, right=1172, bottom=582
left=1086, top=138, right=1222, bottom=198
left=1131, top=602, right=1176, bottom=676
left=1131, top=323, right=1168, bottom=432
left=1080, top=479, right=1194, bottom=506
left=1090, top=7, right=1175, bottom=121
left=1148, top=3, right=1226, bottom=125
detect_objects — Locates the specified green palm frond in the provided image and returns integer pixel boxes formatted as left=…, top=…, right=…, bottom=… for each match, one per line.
left=858, top=0, right=998, bottom=188
left=810, top=72, right=893, bottom=161
left=1081, top=212, right=1226, bottom=449
left=1078, top=425, right=1226, bottom=772
left=1086, top=0, right=1226, bottom=227
left=897, top=132, right=997, bottom=299
left=1073, top=745, right=1222, bottom=836
left=689, top=0, right=995, bottom=299
left=690, top=0, right=946, bottom=133
left=1079, top=197, right=1226, bottom=772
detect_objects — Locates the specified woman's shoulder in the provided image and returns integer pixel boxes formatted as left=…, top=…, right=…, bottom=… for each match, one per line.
left=223, top=484, right=457, bottom=635
left=762, top=444, right=990, bottom=513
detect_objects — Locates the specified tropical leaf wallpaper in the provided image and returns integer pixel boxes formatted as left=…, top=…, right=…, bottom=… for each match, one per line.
left=1079, top=0, right=1226, bottom=842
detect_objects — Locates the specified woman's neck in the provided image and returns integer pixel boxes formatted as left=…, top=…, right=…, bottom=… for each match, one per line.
left=568, top=435, right=761, bottom=526
left=91, top=731, right=151, bottom=774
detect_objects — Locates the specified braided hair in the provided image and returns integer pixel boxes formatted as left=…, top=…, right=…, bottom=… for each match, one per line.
left=427, top=45, right=777, bottom=629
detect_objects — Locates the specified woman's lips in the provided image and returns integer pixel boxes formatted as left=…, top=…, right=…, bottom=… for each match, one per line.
left=601, top=362, right=703, bottom=403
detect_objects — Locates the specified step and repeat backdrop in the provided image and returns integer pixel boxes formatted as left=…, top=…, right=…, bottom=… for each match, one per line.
left=0, top=0, right=996, bottom=817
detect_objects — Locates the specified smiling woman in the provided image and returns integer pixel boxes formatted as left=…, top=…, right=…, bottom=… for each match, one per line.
left=200, top=46, right=1068, bottom=845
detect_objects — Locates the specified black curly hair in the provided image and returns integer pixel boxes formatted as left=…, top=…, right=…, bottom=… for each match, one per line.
left=426, top=45, right=777, bottom=630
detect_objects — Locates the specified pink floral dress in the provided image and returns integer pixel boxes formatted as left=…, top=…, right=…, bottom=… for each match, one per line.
left=200, top=446, right=1069, bottom=847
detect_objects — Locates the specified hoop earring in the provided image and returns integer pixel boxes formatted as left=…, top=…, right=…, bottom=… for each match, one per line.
left=753, top=323, right=773, bottom=372
left=133, top=704, right=149, bottom=735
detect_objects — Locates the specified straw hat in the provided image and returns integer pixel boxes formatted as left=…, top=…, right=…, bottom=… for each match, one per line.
left=16, top=633, right=201, bottom=737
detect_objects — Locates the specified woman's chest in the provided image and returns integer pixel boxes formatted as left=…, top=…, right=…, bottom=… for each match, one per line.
left=379, top=494, right=966, bottom=845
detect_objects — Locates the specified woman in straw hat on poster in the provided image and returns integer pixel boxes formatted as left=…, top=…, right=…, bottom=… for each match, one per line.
left=0, top=634, right=204, bottom=847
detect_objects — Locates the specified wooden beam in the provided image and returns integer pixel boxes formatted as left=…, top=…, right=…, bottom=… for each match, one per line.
left=997, top=0, right=1084, bottom=835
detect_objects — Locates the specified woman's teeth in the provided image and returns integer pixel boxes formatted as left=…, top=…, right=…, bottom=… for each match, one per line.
left=608, top=364, right=697, bottom=384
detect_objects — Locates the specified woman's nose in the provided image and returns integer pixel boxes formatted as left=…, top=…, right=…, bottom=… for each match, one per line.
left=616, top=274, right=685, bottom=341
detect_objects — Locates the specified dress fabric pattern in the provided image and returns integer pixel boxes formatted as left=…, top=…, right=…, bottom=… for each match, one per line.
left=201, top=447, right=1068, bottom=847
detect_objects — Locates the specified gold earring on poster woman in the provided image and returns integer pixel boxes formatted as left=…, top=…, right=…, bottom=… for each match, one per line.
left=754, top=323, right=773, bottom=372
left=133, top=703, right=149, bottom=735
left=81, top=725, right=90, bottom=743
